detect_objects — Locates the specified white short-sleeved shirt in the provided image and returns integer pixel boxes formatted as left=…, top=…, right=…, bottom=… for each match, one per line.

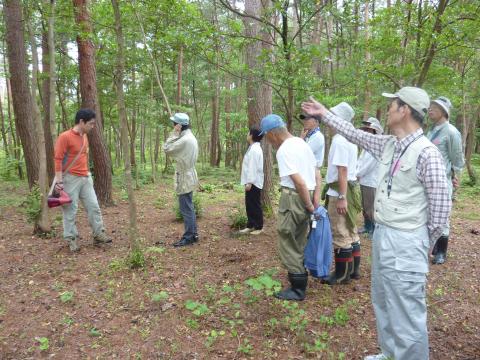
left=326, top=134, right=358, bottom=196
left=306, top=130, right=325, bottom=168
left=240, top=142, right=264, bottom=189
left=276, top=137, right=316, bottom=190
left=356, top=149, right=379, bottom=188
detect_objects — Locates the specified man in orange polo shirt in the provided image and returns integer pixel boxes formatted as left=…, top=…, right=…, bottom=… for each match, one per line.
left=54, top=109, right=111, bottom=252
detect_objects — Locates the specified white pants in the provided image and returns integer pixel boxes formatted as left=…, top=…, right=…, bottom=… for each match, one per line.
left=62, top=173, right=104, bottom=239
left=371, top=224, right=430, bottom=360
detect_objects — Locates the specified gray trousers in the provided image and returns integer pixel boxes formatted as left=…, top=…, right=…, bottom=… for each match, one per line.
left=178, top=191, right=197, bottom=240
left=62, top=173, right=105, bottom=239
left=371, top=224, right=430, bottom=360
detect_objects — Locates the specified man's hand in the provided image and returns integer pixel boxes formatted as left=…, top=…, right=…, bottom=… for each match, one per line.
left=301, top=97, right=328, bottom=118
left=300, top=128, right=308, bottom=139
left=336, top=198, right=348, bottom=215
left=245, top=183, right=252, bottom=192
left=306, top=203, right=315, bottom=213
left=54, top=182, right=64, bottom=191
left=452, top=175, right=460, bottom=189
left=173, top=123, right=182, bottom=135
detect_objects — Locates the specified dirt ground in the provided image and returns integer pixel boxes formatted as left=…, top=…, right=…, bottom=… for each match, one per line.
left=0, top=174, right=479, bottom=359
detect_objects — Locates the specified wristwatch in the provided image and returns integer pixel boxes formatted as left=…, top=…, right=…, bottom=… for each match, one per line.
left=338, top=194, right=346, bottom=200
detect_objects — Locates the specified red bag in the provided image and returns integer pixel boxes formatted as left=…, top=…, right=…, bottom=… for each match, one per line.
left=47, top=189, right=72, bottom=208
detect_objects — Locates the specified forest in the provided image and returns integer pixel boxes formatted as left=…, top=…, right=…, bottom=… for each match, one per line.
left=0, top=0, right=479, bottom=358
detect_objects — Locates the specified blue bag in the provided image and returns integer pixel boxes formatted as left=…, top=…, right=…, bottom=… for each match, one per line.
left=304, top=206, right=333, bottom=278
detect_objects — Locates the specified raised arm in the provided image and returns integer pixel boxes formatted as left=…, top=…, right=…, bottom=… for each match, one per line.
left=301, top=97, right=390, bottom=159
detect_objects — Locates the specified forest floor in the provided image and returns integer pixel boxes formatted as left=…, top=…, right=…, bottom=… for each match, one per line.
left=0, top=166, right=479, bottom=360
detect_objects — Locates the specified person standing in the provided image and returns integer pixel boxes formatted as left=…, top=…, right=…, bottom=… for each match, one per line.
left=302, top=87, right=450, bottom=360
left=260, top=114, right=321, bottom=301
left=427, top=96, right=464, bottom=264
left=300, top=114, right=325, bottom=168
left=356, top=118, right=383, bottom=238
left=239, top=127, right=264, bottom=235
left=53, top=109, right=111, bottom=252
left=322, top=102, right=362, bottom=284
left=163, top=113, right=199, bottom=247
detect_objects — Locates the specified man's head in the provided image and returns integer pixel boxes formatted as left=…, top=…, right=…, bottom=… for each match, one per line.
left=428, top=96, right=451, bottom=123
left=248, top=127, right=263, bottom=143
left=329, top=102, right=355, bottom=135
left=75, top=109, right=96, bottom=133
left=260, top=114, right=289, bottom=148
left=299, top=113, right=319, bottom=131
left=170, top=113, right=190, bottom=126
left=382, top=86, right=429, bottom=129
left=360, top=117, right=383, bottom=135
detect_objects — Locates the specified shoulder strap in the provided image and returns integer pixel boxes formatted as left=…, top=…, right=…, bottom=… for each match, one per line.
left=63, top=134, right=87, bottom=175
left=48, top=135, right=87, bottom=196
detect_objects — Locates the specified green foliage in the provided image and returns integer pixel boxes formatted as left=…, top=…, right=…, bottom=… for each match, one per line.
left=59, top=291, right=74, bottom=303
left=89, top=327, right=101, bottom=337
left=151, top=291, right=169, bottom=303
left=24, top=185, right=42, bottom=224
left=237, top=338, right=253, bottom=354
left=244, top=272, right=282, bottom=296
left=174, top=193, right=203, bottom=221
left=229, top=207, right=248, bottom=230
left=205, top=329, right=225, bottom=347
left=184, top=300, right=210, bottom=317
left=36, top=337, right=49, bottom=351
left=126, top=245, right=146, bottom=269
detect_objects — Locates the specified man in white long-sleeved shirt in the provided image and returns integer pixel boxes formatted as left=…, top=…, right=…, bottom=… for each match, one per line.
left=239, top=128, right=264, bottom=235
left=356, top=118, right=383, bottom=237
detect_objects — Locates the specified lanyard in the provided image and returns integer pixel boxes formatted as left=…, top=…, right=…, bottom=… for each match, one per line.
left=387, top=135, right=422, bottom=198
left=305, top=127, right=320, bottom=141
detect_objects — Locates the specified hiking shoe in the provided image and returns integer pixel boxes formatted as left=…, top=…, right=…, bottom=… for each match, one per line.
left=364, top=354, right=388, bottom=360
left=250, top=229, right=263, bottom=235
left=66, top=237, right=80, bottom=252
left=238, top=228, right=253, bottom=234
left=173, top=237, right=195, bottom=247
left=93, top=231, right=112, bottom=244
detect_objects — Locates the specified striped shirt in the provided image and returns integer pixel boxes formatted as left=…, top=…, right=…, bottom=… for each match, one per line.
left=321, top=111, right=451, bottom=242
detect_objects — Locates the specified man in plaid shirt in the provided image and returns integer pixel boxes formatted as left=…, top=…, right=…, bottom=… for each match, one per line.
left=302, top=87, right=450, bottom=360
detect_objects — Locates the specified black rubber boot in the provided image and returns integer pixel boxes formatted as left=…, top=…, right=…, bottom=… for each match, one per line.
left=173, top=236, right=195, bottom=247
left=350, top=242, right=361, bottom=280
left=432, top=236, right=448, bottom=264
left=322, top=248, right=353, bottom=285
left=274, top=272, right=308, bottom=301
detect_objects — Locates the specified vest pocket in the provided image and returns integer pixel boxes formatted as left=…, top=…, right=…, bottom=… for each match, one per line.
left=382, top=198, right=410, bottom=214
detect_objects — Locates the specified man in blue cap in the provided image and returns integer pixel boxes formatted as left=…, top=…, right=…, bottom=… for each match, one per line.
left=163, top=113, right=199, bottom=247
left=260, top=114, right=322, bottom=301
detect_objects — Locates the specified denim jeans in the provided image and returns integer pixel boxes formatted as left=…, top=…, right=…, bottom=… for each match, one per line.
left=62, top=173, right=105, bottom=239
left=179, top=192, right=197, bottom=240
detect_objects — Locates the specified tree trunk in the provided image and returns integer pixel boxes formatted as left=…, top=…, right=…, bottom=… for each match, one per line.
left=363, top=0, right=371, bottom=119
left=209, top=72, right=220, bottom=167
left=3, top=0, right=39, bottom=188
left=224, top=77, right=232, bottom=167
left=177, top=45, right=183, bottom=106
left=0, top=95, right=9, bottom=157
left=73, top=0, right=113, bottom=205
left=243, top=0, right=274, bottom=210
left=40, top=0, right=56, bottom=182
left=26, top=17, right=50, bottom=233
left=416, top=0, right=449, bottom=86
left=111, top=0, right=139, bottom=248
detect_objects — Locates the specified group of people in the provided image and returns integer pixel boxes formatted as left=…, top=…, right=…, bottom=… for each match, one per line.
left=53, top=85, right=464, bottom=360
left=237, top=87, right=464, bottom=360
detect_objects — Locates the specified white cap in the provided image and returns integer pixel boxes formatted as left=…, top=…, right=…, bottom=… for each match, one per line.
left=382, top=86, right=430, bottom=118
left=361, top=117, right=384, bottom=135
left=170, top=113, right=190, bottom=125
left=330, top=102, right=355, bottom=123
left=431, top=96, right=452, bottom=118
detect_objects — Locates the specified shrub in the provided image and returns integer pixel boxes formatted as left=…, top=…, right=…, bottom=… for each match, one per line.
left=24, top=185, right=42, bottom=224
left=229, top=208, right=248, bottom=229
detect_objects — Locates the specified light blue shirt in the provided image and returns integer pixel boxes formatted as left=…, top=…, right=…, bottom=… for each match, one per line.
left=305, top=130, right=325, bottom=168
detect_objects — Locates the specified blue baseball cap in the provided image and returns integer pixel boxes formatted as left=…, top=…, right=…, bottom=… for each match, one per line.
left=260, top=114, right=285, bottom=135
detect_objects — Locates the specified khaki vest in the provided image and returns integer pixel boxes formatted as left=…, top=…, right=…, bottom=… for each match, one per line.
left=374, top=136, right=433, bottom=230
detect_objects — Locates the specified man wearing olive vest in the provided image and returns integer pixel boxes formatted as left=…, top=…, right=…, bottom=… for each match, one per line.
left=302, top=87, right=451, bottom=360
left=427, top=97, right=464, bottom=264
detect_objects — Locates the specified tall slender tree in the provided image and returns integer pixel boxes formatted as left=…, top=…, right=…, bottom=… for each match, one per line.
left=72, top=0, right=113, bottom=205
left=3, top=0, right=39, bottom=188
